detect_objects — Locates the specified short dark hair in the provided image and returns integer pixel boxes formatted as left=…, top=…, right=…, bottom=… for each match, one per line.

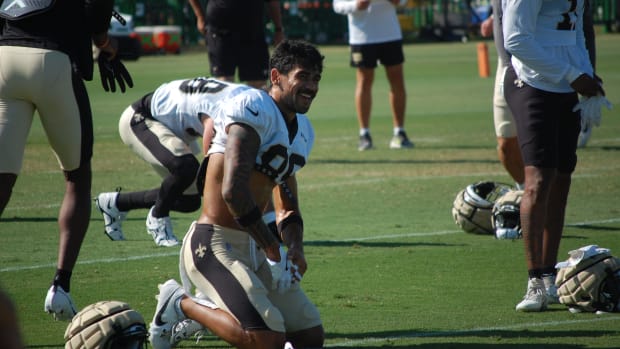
left=269, top=39, right=324, bottom=75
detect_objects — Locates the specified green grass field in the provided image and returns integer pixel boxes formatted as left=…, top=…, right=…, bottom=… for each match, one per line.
left=1, top=33, right=620, bottom=348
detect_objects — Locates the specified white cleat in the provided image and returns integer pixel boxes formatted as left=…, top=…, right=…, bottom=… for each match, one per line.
left=95, top=191, right=127, bottom=241
left=515, top=278, right=548, bottom=312
left=146, top=206, right=179, bottom=247
left=44, top=285, right=77, bottom=321
left=170, top=319, right=208, bottom=345
left=149, top=279, right=187, bottom=349
left=543, top=275, right=560, bottom=305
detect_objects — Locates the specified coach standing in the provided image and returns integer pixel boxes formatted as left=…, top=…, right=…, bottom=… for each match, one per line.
left=0, top=0, right=133, bottom=321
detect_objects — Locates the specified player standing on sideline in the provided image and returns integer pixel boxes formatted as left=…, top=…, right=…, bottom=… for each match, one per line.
left=95, top=77, right=250, bottom=246
left=480, top=0, right=597, bottom=189
left=479, top=0, right=525, bottom=189
left=188, top=0, right=285, bottom=89
left=148, top=40, right=325, bottom=349
left=0, top=1, right=133, bottom=320
left=333, top=0, right=413, bottom=151
left=502, top=0, right=608, bottom=312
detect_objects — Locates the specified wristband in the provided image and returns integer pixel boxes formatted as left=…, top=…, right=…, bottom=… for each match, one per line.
left=277, top=214, right=303, bottom=233
left=234, top=206, right=262, bottom=227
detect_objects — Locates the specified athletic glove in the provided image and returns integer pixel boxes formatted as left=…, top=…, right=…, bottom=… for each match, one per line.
left=266, top=245, right=302, bottom=293
left=97, top=52, right=134, bottom=93
left=573, top=95, right=613, bottom=130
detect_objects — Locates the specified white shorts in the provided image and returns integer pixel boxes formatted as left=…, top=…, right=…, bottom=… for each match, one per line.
left=118, top=106, right=200, bottom=195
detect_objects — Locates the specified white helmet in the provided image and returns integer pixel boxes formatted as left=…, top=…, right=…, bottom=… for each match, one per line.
left=492, top=189, right=523, bottom=239
left=452, top=181, right=512, bottom=234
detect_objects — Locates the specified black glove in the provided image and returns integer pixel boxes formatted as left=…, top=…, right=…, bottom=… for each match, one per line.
left=97, top=52, right=134, bottom=93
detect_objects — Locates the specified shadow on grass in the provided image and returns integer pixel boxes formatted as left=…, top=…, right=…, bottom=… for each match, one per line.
left=0, top=216, right=57, bottom=223
left=324, top=328, right=619, bottom=348
left=312, top=158, right=498, bottom=165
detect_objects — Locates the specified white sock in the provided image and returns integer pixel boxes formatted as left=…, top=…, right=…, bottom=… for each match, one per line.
left=360, top=128, right=370, bottom=136
left=394, top=127, right=404, bottom=136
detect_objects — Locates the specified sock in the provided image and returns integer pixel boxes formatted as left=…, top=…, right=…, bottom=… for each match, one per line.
left=359, top=128, right=370, bottom=136
left=53, top=269, right=72, bottom=292
left=541, top=266, right=557, bottom=278
left=394, top=127, right=404, bottom=136
left=528, top=268, right=543, bottom=279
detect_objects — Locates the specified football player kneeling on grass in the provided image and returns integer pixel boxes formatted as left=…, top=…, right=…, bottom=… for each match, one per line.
left=148, top=40, right=325, bottom=349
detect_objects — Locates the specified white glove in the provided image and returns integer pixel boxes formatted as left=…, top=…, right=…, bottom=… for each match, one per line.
left=266, top=246, right=303, bottom=293
left=572, top=95, right=613, bottom=130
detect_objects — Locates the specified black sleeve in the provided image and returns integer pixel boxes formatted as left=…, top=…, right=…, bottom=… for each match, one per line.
left=85, top=0, right=114, bottom=35
left=583, top=0, right=596, bottom=71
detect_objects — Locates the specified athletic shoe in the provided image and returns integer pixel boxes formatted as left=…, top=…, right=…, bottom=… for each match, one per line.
left=358, top=133, right=373, bottom=151
left=149, top=279, right=187, bottom=349
left=170, top=319, right=208, bottom=346
left=389, top=131, right=414, bottom=149
left=543, top=275, right=560, bottom=304
left=577, top=124, right=592, bottom=148
left=515, top=278, right=548, bottom=312
left=95, top=191, right=127, bottom=241
left=284, top=342, right=295, bottom=349
left=44, top=285, right=77, bottom=321
left=146, top=207, right=179, bottom=247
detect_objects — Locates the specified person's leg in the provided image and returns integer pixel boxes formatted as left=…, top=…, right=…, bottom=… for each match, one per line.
left=0, top=173, right=18, bottom=218
left=57, top=165, right=92, bottom=277
left=0, top=47, right=36, bottom=219
left=180, top=297, right=285, bottom=349
left=497, top=136, right=525, bottom=185
left=521, top=166, right=555, bottom=273
left=355, top=67, right=374, bottom=131
left=384, top=63, right=406, bottom=129
left=494, top=63, right=524, bottom=186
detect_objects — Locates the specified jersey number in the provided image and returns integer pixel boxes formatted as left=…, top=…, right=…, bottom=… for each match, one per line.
left=259, top=144, right=306, bottom=182
left=179, top=78, right=227, bottom=94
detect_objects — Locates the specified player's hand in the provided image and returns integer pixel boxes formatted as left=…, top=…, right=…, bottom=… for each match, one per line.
left=286, top=245, right=307, bottom=278
left=570, top=73, right=604, bottom=97
left=97, top=52, right=134, bottom=93
left=266, top=245, right=304, bottom=293
left=357, top=0, right=370, bottom=10
left=266, top=245, right=288, bottom=291
left=480, top=17, right=493, bottom=37
left=573, top=95, right=613, bottom=129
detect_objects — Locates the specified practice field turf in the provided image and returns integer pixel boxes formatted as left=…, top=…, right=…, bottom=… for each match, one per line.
left=1, top=33, right=619, bottom=348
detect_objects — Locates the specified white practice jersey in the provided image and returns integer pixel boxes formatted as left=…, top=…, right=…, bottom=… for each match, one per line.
left=502, top=0, right=593, bottom=93
left=149, top=77, right=250, bottom=144
left=208, top=88, right=315, bottom=184
left=333, top=0, right=405, bottom=45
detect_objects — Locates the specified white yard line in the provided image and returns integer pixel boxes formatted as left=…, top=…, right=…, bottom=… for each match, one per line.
left=2, top=218, right=619, bottom=273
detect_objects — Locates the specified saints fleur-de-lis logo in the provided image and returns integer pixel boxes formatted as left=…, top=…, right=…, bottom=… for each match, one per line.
left=195, top=243, right=207, bottom=258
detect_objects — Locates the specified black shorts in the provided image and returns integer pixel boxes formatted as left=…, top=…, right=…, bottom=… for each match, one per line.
left=503, top=67, right=580, bottom=173
left=206, top=27, right=269, bottom=82
left=350, top=40, right=404, bottom=69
